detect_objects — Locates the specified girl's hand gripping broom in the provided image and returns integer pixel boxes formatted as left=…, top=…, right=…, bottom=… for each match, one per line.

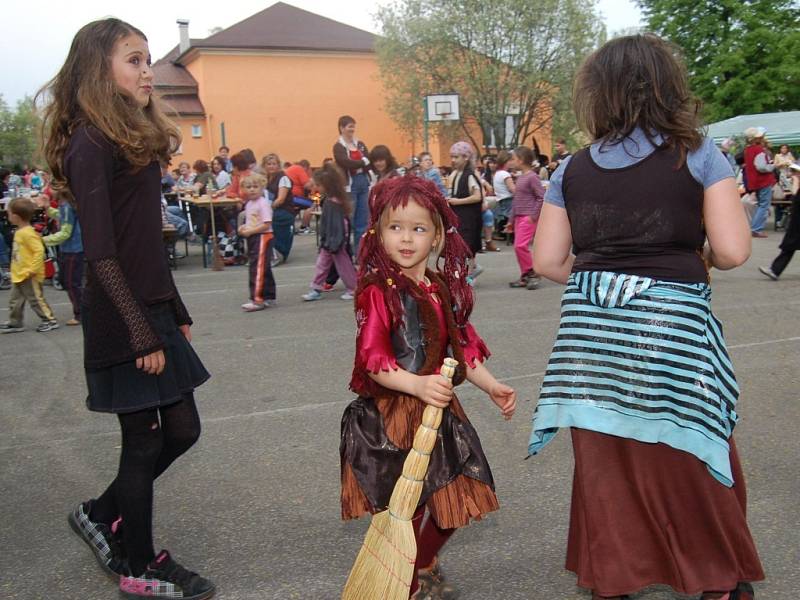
left=342, top=357, right=459, bottom=600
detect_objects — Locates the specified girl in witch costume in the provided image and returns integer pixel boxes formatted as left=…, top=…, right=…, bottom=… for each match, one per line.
left=341, top=175, right=516, bottom=599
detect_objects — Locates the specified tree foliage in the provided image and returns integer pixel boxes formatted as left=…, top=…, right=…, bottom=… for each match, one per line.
left=0, top=95, right=40, bottom=169
left=637, top=0, right=800, bottom=122
left=374, top=0, right=604, bottom=153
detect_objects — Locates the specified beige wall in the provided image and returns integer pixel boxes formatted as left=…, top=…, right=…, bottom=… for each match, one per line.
left=182, top=50, right=414, bottom=166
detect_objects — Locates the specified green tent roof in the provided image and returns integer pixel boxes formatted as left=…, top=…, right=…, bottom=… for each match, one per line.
left=706, top=111, right=800, bottom=146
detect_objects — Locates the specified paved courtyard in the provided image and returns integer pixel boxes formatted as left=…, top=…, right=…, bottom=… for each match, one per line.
left=1, top=232, right=798, bottom=599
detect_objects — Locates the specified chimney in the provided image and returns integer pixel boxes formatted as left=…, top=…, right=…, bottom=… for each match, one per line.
left=177, top=19, right=190, bottom=55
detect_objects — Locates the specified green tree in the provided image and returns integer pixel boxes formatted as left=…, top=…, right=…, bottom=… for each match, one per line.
left=637, top=0, right=800, bottom=121
left=374, top=0, right=604, bottom=154
left=0, top=95, right=41, bottom=169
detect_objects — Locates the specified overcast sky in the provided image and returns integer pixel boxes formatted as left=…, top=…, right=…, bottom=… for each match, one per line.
left=1, top=0, right=642, bottom=106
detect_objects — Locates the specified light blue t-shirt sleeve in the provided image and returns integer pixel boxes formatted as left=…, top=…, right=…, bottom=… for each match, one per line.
left=544, top=156, right=572, bottom=208
left=687, top=137, right=735, bottom=189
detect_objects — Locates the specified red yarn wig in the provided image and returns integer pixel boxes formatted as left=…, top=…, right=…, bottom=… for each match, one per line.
left=357, top=174, right=475, bottom=330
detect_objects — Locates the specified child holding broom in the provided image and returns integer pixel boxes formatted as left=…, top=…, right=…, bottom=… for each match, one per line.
left=341, top=175, right=516, bottom=599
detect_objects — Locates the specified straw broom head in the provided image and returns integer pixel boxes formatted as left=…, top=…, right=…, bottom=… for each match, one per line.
left=343, top=358, right=458, bottom=600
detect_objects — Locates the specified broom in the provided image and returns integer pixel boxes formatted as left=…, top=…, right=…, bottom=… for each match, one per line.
left=342, top=357, right=459, bottom=600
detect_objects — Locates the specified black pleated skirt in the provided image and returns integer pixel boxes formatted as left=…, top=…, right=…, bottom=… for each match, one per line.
left=83, top=302, right=210, bottom=414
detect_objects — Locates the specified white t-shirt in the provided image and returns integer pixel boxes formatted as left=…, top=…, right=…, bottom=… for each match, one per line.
left=493, top=169, right=513, bottom=198
left=215, top=170, right=231, bottom=188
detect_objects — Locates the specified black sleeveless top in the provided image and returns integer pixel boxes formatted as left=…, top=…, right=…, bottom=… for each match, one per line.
left=562, top=145, right=707, bottom=283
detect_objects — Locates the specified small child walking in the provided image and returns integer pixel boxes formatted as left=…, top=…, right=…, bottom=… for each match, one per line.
left=1, top=197, right=58, bottom=333
left=340, top=175, right=516, bottom=599
left=38, top=191, right=84, bottom=325
left=238, top=173, right=275, bottom=312
left=302, top=164, right=357, bottom=302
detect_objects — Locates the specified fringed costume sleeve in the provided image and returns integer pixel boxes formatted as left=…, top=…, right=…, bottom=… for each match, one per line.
left=462, top=323, right=491, bottom=368
left=354, top=284, right=398, bottom=375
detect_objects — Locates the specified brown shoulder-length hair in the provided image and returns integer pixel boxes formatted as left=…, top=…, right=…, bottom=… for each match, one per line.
left=313, top=163, right=352, bottom=215
left=37, top=18, right=180, bottom=204
left=573, top=34, right=703, bottom=164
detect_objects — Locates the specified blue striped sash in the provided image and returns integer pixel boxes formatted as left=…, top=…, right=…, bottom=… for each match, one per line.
left=529, top=271, right=739, bottom=486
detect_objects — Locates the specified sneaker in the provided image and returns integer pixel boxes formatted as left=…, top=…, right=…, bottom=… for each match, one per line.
left=526, top=275, right=542, bottom=290
left=119, top=550, right=215, bottom=600
left=241, top=301, right=266, bottom=312
left=466, top=264, right=484, bottom=286
left=302, top=289, right=322, bottom=301
left=263, top=299, right=276, bottom=307
left=68, top=500, right=126, bottom=578
left=36, top=320, right=59, bottom=332
left=321, top=283, right=335, bottom=292
left=758, top=266, right=779, bottom=281
left=751, top=231, right=768, bottom=238
left=271, top=249, right=285, bottom=268
left=0, top=322, right=25, bottom=334
left=340, top=291, right=354, bottom=301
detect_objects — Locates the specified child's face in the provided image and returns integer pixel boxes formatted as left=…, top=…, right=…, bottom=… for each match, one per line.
left=420, top=155, right=433, bottom=170
left=111, top=34, right=153, bottom=108
left=380, top=199, right=438, bottom=278
left=450, top=153, right=468, bottom=171
left=374, top=158, right=387, bottom=173
left=242, top=181, right=263, bottom=201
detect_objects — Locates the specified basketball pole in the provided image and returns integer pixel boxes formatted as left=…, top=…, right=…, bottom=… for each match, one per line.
left=423, top=97, right=429, bottom=153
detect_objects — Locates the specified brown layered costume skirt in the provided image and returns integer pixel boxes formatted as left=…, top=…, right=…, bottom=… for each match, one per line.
left=567, top=429, right=764, bottom=597
left=341, top=393, right=499, bottom=529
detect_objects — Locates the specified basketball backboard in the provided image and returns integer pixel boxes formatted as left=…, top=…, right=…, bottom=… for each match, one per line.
left=425, top=94, right=460, bottom=122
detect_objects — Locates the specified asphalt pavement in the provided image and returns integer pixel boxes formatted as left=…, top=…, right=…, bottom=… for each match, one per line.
left=1, top=231, right=798, bottom=600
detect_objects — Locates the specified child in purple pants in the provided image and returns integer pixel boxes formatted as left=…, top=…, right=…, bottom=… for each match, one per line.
left=302, top=164, right=357, bottom=302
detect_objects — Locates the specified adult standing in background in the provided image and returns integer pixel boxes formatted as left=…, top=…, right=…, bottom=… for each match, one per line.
left=218, top=145, right=233, bottom=172
left=743, top=127, right=775, bottom=238
left=333, top=115, right=370, bottom=255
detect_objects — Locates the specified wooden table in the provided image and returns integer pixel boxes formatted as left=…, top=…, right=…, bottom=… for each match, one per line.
left=183, top=195, right=242, bottom=268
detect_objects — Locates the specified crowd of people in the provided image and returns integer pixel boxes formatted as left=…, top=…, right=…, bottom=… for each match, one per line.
left=2, top=15, right=800, bottom=600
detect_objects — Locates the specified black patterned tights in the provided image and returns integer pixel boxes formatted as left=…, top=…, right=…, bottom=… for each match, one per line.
left=90, top=396, right=201, bottom=576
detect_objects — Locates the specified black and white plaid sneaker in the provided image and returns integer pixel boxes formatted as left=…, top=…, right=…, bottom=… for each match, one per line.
left=67, top=500, right=126, bottom=578
left=119, top=550, right=215, bottom=599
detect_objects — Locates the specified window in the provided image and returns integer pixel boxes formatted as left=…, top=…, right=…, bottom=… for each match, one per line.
left=191, top=125, right=202, bottom=138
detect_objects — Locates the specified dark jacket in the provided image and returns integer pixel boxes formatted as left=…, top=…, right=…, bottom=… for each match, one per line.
left=319, top=196, right=348, bottom=252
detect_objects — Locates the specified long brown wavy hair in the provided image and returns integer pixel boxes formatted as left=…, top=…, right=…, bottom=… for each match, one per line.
left=37, top=18, right=180, bottom=204
left=573, top=34, right=703, bottom=165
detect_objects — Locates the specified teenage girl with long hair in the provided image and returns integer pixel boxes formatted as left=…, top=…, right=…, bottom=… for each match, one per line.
left=39, top=18, right=215, bottom=599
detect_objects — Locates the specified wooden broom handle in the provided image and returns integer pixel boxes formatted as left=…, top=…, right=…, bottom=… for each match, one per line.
left=388, top=357, right=458, bottom=520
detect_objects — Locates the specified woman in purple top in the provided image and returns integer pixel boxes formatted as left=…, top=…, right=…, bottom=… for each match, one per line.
left=506, top=145, right=545, bottom=289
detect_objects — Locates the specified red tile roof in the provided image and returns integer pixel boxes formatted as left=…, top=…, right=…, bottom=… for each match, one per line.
left=153, top=44, right=201, bottom=88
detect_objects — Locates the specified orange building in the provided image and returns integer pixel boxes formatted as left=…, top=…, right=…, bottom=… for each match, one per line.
left=153, top=2, right=550, bottom=168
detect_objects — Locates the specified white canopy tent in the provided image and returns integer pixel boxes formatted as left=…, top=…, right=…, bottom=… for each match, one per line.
left=706, top=111, right=800, bottom=146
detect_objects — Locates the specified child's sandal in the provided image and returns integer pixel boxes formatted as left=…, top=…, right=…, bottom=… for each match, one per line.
left=418, top=558, right=458, bottom=599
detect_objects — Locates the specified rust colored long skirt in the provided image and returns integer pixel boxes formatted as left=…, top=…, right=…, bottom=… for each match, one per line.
left=567, top=429, right=764, bottom=597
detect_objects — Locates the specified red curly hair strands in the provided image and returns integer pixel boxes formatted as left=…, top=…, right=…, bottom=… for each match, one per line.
left=357, top=175, right=475, bottom=331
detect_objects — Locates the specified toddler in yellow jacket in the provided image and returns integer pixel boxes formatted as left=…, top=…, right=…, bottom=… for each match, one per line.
left=1, top=198, right=58, bottom=333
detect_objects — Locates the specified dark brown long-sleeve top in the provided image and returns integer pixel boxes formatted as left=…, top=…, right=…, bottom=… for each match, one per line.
left=66, top=124, right=192, bottom=369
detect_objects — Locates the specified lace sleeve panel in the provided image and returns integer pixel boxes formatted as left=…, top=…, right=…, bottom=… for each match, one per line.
left=91, top=257, right=164, bottom=356
left=167, top=268, right=193, bottom=327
